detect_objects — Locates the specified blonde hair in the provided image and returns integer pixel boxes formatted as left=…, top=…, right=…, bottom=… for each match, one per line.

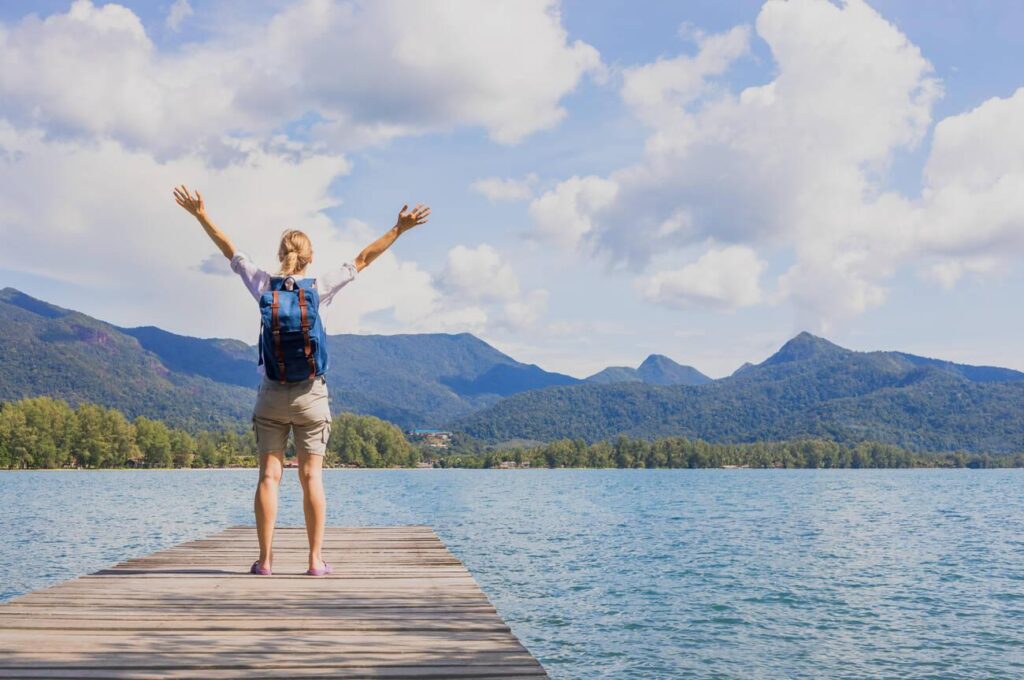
left=277, top=229, right=313, bottom=276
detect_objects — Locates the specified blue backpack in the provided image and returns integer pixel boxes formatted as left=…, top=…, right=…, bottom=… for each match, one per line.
left=258, top=277, right=329, bottom=382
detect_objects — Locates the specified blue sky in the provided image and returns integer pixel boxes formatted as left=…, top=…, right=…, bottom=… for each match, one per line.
left=0, top=0, right=1021, bottom=378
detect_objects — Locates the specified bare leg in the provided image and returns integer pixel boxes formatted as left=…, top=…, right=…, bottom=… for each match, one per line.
left=254, top=451, right=284, bottom=570
left=298, top=451, right=326, bottom=571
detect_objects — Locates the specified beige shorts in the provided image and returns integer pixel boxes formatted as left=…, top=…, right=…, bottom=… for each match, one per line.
left=252, top=374, right=332, bottom=456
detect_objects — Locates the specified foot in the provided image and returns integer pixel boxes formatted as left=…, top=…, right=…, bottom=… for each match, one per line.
left=250, top=559, right=272, bottom=576
left=306, top=558, right=332, bottom=576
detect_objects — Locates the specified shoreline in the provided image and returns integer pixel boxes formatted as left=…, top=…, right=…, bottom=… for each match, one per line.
left=2, top=466, right=1018, bottom=472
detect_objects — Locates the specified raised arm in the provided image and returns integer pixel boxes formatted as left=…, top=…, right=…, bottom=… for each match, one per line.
left=173, top=185, right=235, bottom=260
left=353, top=204, right=431, bottom=272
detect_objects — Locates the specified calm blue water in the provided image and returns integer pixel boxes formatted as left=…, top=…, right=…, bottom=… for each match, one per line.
left=2, top=469, right=1023, bottom=678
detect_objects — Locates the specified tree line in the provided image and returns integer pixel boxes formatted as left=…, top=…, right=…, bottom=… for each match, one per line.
left=4, top=397, right=1020, bottom=471
left=437, top=435, right=1024, bottom=469
left=0, top=397, right=417, bottom=469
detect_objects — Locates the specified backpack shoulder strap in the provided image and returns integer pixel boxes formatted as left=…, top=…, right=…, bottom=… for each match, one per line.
left=270, top=290, right=286, bottom=383
left=295, top=285, right=316, bottom=379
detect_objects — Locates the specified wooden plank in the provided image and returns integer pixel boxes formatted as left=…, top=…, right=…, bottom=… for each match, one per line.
left=0, top=525, right=547, bottom=679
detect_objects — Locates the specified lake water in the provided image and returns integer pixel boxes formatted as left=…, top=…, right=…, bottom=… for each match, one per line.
left=2, top=469, right=1023, bottom=678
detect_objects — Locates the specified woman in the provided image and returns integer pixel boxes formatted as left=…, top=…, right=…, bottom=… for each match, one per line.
left=173, top=185, right=430, bottom=576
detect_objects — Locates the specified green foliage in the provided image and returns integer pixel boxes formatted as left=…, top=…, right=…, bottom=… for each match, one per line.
left=451, top=334, right=1024, bottom=453
left=441, top=436, right=1023, bottom=469
left=3, top=395, right=1016, bottom=469
left=134, top=417, right=173, bottom=468
left=0, top=289, right=256, bottom=430
left=326, top=412, right=419, bottom=468
left=0, top=397, right=416, bottom=469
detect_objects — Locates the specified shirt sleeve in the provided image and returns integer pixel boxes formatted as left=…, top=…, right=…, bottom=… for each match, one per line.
left=318, top=261, right=359, bottom=307
left=229, top=251, right=270, bottom=302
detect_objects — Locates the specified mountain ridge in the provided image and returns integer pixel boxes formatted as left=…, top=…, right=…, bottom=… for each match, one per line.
left=2, top=287, right=1021, bottom=451
left=0, top=287, right=578, bottom=429
left=585, top=353, right=711, bottom=386
left=449, top=331, right=1024, bottom=453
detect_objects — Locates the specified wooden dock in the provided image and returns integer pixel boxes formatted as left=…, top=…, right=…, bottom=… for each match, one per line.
left=0, top=525, right=547, bottom=679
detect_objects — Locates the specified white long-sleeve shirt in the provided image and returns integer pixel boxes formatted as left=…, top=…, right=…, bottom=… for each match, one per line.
left=229, top=251, right=358, bottom=375
left=229, top=252, right=358, bottom=307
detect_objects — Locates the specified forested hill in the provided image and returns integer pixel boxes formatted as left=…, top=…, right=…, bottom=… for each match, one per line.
left=448, top=333, right=1024, bottom=453
left=0, top=287, right=578, bottom=429
left=0, top=288, right=256, bottom=429
left=3, top=287, right=1022, bottom=450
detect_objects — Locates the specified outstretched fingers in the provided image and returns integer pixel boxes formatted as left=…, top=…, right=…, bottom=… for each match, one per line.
left=173, top=187, right=190, bottom=209
left=396, top=202, right=430, bottom=228
left=173, top=185, right=203, bottom=213
left=413, top=205, right=431, bottom=224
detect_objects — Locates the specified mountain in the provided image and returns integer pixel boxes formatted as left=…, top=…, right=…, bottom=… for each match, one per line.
left=585, top=354, right=711, bottom=386
left=892, top=351, right=1024, bottom=383
left=5, top=287, right=1022, bottom=452
left=0, top=288, right=255, bottom=428
left=448, top=331, right=1024, bottom=453
left=0, top=288, right=578, bottom=429
left=731, top=362, right=755, bottom=377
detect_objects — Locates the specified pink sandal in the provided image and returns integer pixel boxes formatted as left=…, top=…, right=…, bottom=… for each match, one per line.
left=306, top=560, right=332, bottom=576
left=250, top=560, right=272, bottom=576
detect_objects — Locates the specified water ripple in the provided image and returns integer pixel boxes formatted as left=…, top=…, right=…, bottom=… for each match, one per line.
left=1, top=469, right=1023, bottom=678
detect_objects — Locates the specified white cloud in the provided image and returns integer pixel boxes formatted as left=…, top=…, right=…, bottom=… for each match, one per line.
left=165, top=0, right=193, bottom=31
left=638, top=245, right=765, bottom=310
left=527, top=0, right=1024, bottom=327
left=0, top=121, right=496, bottom=341
left=621, top=25, right=750, bottom=128
left=0, top=0, right=604, bottom=348
left=439, top=244, right=521, bottom=303
left=527, top=175, right=618, bottom=251
left=470, top=173, right=538, bottom=202
left=434, top=243, right=553, bottom=333
left=917, top=87, right=1024, bottom=257
left=0, top=0, right=602, bottom=155
left=920, top=257, right=999, bottom=290
left=500, top=289, right=550, bottom=331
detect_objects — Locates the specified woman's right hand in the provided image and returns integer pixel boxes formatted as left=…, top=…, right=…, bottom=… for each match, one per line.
left=173, top=185, right=206, bottom=219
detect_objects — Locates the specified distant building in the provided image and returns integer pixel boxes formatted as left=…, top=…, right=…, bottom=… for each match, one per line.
left=497, top=460, right=531, bottom=469
left=406, top=428, right=453, bottom=448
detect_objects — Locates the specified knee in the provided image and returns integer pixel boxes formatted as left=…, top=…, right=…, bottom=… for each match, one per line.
left=259, top=466, right=282, bottom=485
left=298, top=466, right=321, bottom=487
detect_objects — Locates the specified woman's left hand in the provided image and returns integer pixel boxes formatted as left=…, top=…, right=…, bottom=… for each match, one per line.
left=173, top=185, right=206, bottom=219
left=396, top=204, right=430, bottom=234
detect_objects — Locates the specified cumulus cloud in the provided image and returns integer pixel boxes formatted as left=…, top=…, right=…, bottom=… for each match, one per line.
left=470, top=173, right=538, bottom=202
left=0, top=121, right=494, bottom=341
left=0, top=0, right=601, bottom=347
left=0, top=0, right=602, bottom=156
left=620, top=24, right=750, bottom=128
left=527, top=0, right=1024, bottom=327
left=527, top=175, right=618, bottom=251
left=165, top=0, right=193, bottom=31
left=917, top=87, right=1024, bottom=257
left=435, top=243, right=551, bottom=332
left=638, top=245, right=765, bottom=310
left=439, top=244, right=521, bottom=303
